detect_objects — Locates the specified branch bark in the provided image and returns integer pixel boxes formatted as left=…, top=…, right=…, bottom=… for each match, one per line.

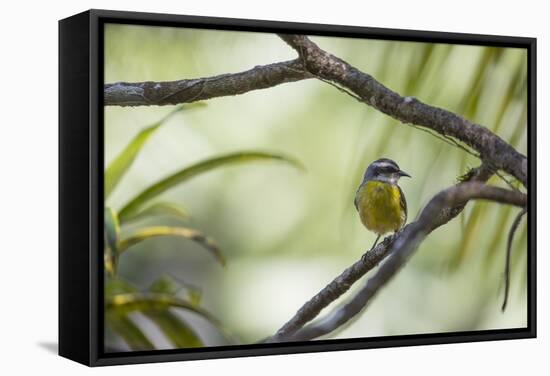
left=266, top=232, right=396, bottom=342
left=279, top=181, right=526, bottom=342
left=277, top=34, right=527, bottom=186
left=104, top=59, right=311, bottom=106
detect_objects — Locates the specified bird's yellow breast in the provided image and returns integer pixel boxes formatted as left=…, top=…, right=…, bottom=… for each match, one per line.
left=356, top=181, right=405, bottom=235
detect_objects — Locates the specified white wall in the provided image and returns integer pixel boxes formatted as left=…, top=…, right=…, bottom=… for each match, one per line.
left=1, top=0, right=546, bottom=374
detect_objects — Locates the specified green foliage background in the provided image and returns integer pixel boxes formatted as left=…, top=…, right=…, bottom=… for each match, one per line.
left=104, top=24, right=528, bottom=350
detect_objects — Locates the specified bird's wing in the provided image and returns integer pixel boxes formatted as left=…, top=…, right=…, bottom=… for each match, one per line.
left=354, top=185, right=361, bottom=212
left=398, top=185, right=408, bottom=224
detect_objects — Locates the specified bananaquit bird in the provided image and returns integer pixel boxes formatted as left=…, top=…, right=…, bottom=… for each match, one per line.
left=354, top=158, right=411, bottom=250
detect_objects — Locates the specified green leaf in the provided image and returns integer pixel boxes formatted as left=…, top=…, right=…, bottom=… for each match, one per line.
left=118, top=151, right=305, bottom=221
left=121, top=201, right=190, bottom=224
left=144, top=310, right=203, bottom=348
left=105, top=277, right=203, bottom=349
left=105, top=277, right=138, bottom=298
left=104, top=237, right=116, bottom=277
left=148, top=274, right=202, bottom=307
left=448, top=201, right=487, bottom=270
left=145, top=278, right=204, bottom=348
left=148, top=274, right=182, bottom=295
left=117, top=226, right=225, bottom=266
left=187, top=289, right=202, bottom=307
left=106, top=292, right=220, bottom=326
left=104, top=207, right=121, bottom=276
left=106, top=311, right=155, bottom=351
left=104, top=104, right=206, bottom=198
left=104, top=207, right=120, bottom=252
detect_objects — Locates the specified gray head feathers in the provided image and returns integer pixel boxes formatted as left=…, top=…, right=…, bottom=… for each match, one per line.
left=361, top=158, right=410, bottom=185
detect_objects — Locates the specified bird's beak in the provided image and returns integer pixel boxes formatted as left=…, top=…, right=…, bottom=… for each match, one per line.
left=398, top=170, right=411, bottom=178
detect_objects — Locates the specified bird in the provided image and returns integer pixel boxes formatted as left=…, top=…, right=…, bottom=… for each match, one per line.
left=354, top=158, right=411, bottom=251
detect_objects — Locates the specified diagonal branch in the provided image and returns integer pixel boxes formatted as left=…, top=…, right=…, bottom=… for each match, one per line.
left=265, top=233, right=395, bottom=343
left=265, top=164, right=493, bottom=343
left=104, top=59, right=311, bottom=106
left=283, top=181, right=527, bottom=342
left=277, top=34, right=528, bottom=186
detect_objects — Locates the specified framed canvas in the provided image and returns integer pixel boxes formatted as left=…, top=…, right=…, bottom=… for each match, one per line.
left=59, top=9, right=536, bottom=366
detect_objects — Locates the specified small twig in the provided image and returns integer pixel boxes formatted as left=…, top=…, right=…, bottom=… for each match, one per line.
left=411, top=124, right=480, bottom=158
left=501, top=207, right=528, bottom=311
left=495, top=170, right=521, bottom=192
left=315, top=76, right=364, bottom=103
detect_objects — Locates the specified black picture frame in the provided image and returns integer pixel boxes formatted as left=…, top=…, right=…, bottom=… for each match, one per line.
left=59, top=9, right=537, bottom=367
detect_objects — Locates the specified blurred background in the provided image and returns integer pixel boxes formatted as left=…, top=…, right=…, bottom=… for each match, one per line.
left=103, top=23, right=528, bottom=351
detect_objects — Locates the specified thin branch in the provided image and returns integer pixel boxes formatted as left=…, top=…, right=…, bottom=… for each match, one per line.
left=495, top=170, right=521, bottom=192
left=285, top=182, right=527, bottom=341
left=265, top=164, right=493, bottom=343
left=277, top=34, right=527, bottom=186
left=265, top=233, right=395, bottom=343
left=104, top=59, right=311, bottom=106
left=410, top=124, right=480, bottom=158
left=314, top=76, right=364, bottom=103
left=501, top=207, right=528, bottom=311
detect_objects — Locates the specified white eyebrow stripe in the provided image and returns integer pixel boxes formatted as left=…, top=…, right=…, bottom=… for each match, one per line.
left=374, top=161, right=397, bottom=169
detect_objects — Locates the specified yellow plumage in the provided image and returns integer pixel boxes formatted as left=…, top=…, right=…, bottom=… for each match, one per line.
left=355, top=180, right=406, bottom=235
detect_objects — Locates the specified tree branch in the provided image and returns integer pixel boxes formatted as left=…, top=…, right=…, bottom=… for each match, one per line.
left=282, top=182, right=526, bottom=342
left=277, top=34, right=528, bottom=186
left=265, top=233, right=395, bottom=343
left=104, top=59, right=311, bottom=106
left=104, top=35, right=527, bottom=187
left=265, top=164, right=494, bottom=343
left=501, top=207, right=528, bottom=311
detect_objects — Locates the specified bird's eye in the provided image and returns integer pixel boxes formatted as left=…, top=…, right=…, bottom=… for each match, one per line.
left=381, top=166, right=397, bottom=174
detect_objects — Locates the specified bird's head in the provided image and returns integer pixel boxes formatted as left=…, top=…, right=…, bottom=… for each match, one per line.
left=362, top=158, right=411, bottom=185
